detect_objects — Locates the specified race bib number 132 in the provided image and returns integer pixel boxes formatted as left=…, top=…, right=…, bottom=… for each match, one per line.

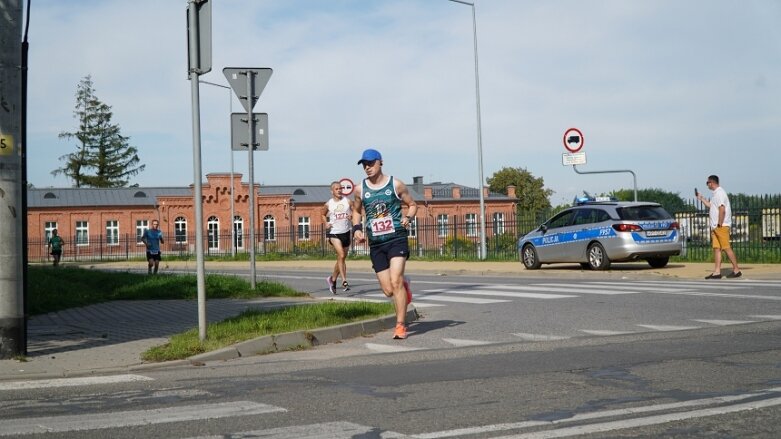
left=370, top=217, right=395, bottom=236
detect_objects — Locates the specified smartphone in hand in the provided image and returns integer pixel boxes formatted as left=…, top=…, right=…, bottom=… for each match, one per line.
left=694, top=188, right=699, bottom=197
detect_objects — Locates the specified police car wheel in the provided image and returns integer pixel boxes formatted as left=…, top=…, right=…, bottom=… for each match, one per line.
left=587, top=243, right=611, bottom=270
left=647, top=257, right=669, bottom=268
left=521, top=245, right=541, bottom=270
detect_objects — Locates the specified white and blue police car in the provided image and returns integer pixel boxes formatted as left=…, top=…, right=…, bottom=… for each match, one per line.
left=517, top=197, right=682, bottom=270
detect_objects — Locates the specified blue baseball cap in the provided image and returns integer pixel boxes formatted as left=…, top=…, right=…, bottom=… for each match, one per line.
left=357, top=148, right=382, bottom=165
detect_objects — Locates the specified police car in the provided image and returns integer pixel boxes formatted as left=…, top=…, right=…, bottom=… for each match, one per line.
left=517, top=197, right=682, bottom=270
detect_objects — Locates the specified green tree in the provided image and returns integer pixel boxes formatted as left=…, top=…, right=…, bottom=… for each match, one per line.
left=610, top=188, right=687, bottom=213
left=487, top=167, right=553, bottom=213
left=53, top=76, right=144, bottom=187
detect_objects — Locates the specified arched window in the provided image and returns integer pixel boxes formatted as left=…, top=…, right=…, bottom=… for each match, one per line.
left=133, top=191, right=147, bottom=198
left=174, top=217, right=187, bottom=243
left=263, top=215, right=275, bottom=241
left=207, top=216, right=220, bottom=250
left=233, top=216, right=244, bottom=249
left=293, top=188, right=306, bottom=196
left=44, top=192, right=57, bottom=199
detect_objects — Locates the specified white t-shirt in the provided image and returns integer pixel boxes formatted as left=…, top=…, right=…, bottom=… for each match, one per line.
left=709, top=186, right=732, bottom=229
left=326, top=197, right=351, bottom=234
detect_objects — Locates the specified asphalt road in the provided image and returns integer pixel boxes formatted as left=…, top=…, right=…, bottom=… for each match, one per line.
left=2, top=269, right=780, bottom=437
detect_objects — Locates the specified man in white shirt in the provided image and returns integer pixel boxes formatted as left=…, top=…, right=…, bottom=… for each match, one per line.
left=696, top=175, right=742, bottom=279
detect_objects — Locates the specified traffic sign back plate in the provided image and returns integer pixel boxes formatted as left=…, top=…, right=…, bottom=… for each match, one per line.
left=223, top=68, right=273, bottom=112
left=231, top=113, right=269, bottom=151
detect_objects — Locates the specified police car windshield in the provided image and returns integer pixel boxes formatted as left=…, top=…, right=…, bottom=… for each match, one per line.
left=616, top=206, right=672, bottom=221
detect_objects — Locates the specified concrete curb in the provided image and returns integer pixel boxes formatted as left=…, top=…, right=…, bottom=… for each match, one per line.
left=188, top=307, right=419, bottom=363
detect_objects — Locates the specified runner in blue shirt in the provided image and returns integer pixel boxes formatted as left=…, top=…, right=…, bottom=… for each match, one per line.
left=142, top=219, right=164, bottom=274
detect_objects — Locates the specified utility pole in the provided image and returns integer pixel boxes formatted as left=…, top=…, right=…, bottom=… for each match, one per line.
left=0, top=0, right=25, bottom=358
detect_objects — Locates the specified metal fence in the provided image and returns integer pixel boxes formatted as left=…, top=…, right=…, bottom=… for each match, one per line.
left=29, top=195, right=781, bottom=264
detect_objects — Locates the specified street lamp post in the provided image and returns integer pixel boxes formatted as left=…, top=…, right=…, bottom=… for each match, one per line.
left=448, top=0, right=487, bottom=259
left=199, top=80, right=236, bottom=257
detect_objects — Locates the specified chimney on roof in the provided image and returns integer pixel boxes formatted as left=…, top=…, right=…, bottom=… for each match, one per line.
left=413, top=176, right=423, bottom=195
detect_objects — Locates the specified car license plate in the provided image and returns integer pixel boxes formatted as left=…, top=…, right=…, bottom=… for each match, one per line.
left=645, top=230, right=667, bottom=237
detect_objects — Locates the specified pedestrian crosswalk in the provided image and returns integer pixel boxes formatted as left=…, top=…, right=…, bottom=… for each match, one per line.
left=329, top=278, right=781, bottom=354
left=350, top=279, right=781, bottom=307
left=3, top=373, right=781, bottom=438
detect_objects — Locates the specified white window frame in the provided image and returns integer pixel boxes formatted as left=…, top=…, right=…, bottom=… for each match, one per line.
left=298, top=216, right=311, bottom=240
left=408, top=216, right=417, bottom=238
left=263, top=215, right=276, bottom=241
left=174, top=217, right=187, bottom=244
left=76, top=221, right=89, bottom=246
left=44, top=221, right=57, bottom=242
left=492, top=212, right=506, bottom=235
left=207, top=216, right=220, bottom=250
left=437, top=214, right=449, bottom=238
left=105, top=220, right=119, bottom=245
left=465, top=213, right=477, bottom=237
left=233, top=216, right=244, bottom=250
left=136, top=220, right=149, bottom=244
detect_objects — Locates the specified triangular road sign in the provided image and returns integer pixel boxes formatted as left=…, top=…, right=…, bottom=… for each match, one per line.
left=223, top=67, right=273, bottom=112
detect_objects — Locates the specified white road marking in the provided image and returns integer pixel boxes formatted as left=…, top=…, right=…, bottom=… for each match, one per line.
left=749, top=314, right=781, bottom=320
left=512, top=333, right=571, bottom=341
left=412, top=388, right=781, bottom=438
left=0, top=374, right=153, bottom=391
left=692, top=319, right=756, bottom=326
left=0, top=401, right=286, bottom=436
left=543, top=283, right=688, bottom=293
left=444, top=289, right=577, bottom=299
left=490, top=284, right=642, bottom=295
left=496, top=395, right=781, bottom=438
left=442, top=338, right=494, bottom=347
left=579, top=329, right=635, bottom=336
left=636, top=324, right=701, bottom=331
left=364, top=343, right=422, bottom=353
left=368, top=293, right=510, bottom=304
left=630, top=280, right=756, bottom=290
left=187, top=421, right=406, bottom=439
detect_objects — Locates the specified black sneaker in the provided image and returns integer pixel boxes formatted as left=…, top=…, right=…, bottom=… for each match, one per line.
left=705, top=273, right=722, bottom=279
left=342, top=281, right=351, bottom=292
left=726, top=271, right=742, bottom=279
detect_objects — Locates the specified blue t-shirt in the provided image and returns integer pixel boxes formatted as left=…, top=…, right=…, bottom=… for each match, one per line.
left=143, top=229, right=164, bottom=254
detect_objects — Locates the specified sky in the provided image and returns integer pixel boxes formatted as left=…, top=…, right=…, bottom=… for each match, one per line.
left=23, top=0, right=781, bottom=206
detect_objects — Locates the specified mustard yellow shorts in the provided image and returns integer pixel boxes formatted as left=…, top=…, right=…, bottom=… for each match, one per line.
left=711, top=226, right=731, bottom=250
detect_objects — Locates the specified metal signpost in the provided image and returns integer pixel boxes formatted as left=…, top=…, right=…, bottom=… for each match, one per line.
left=187, top=0, right=211, bottom=341
left=562, top=127, right=638, bottom=202
left=223, top=68, right=273, bottom=289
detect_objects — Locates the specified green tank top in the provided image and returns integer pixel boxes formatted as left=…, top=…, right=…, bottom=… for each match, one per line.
left=362, top=176, right=407, bottom=245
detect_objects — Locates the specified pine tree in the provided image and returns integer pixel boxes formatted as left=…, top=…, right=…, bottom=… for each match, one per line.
left=53, top=75, right=145, bottom=187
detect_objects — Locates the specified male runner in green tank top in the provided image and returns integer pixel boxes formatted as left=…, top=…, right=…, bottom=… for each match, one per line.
left=352, top=148, right=418, bottom=339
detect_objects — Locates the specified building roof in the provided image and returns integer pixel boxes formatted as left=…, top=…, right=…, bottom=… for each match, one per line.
left=28, top=187, right=192, bottom=208
left=28, top=178, right=511, bottom=208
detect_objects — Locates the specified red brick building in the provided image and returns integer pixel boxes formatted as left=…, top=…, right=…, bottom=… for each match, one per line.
left=27, top=173, right=517, bottom=261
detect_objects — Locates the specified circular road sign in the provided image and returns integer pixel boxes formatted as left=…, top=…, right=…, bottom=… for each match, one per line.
left=339, top=178, right=355, bottom=196
left=563, top=128, right=584, bottom=153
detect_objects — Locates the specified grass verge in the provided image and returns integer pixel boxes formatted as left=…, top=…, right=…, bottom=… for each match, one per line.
left=142, top=301, right=395, bottom=362
left=28, top=266, right=307, bottom=315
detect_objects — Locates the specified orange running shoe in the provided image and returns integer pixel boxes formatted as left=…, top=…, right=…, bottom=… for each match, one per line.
left=403, top=276, right=412, bottom=304
left=393, top=323, right=408, bottom=340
